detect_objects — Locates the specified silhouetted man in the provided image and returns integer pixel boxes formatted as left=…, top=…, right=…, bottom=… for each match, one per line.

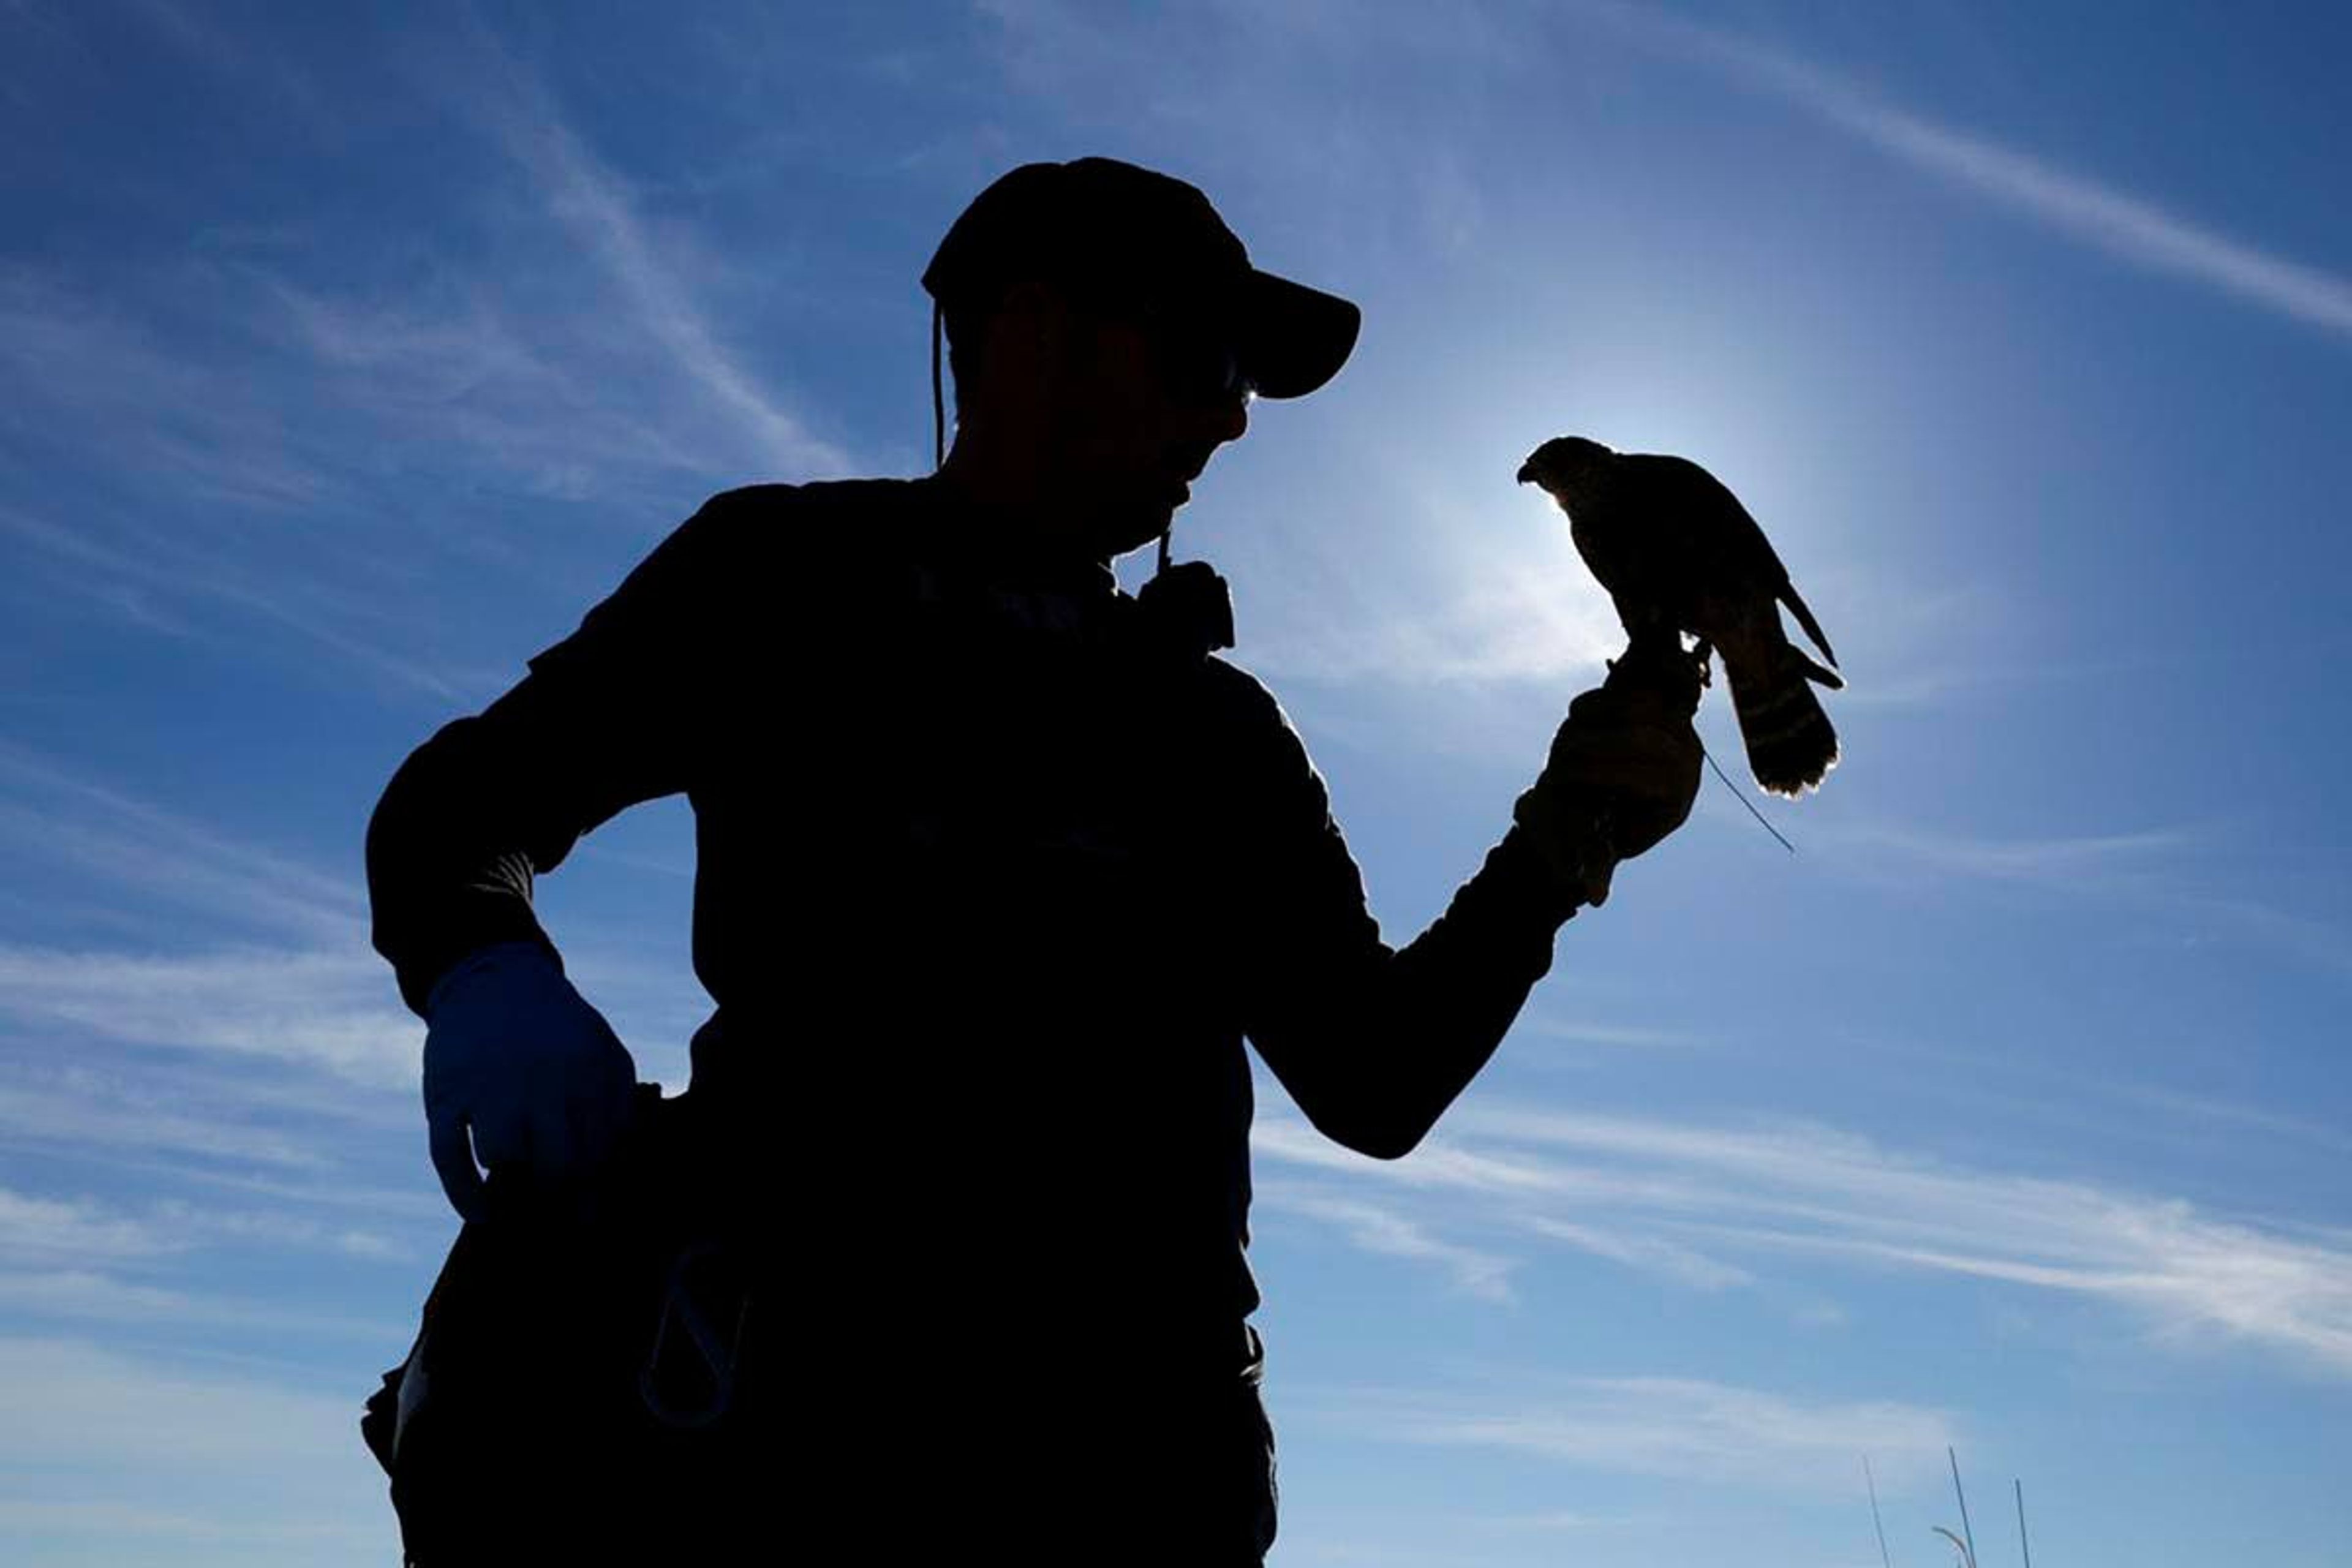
left=364, top=157, right=1702, bottom=1565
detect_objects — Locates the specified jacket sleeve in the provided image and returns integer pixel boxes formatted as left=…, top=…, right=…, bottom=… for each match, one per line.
left=1218, top=667, right=1579, bottom=1159
left=366, top=488, right=762, bottom=1017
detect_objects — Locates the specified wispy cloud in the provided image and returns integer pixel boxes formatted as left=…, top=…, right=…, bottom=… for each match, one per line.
left=1820, top=814, right=2352, bottom=981
left=0, top=1188, right=170, bottom=1268
left=0, top=1335, right=390, bottom=1557
left=979, top=0, right=2352, bottom=347
left=0, top=1261, right=401, bottom=1351
left=456, top=35, right=853, bottom=482
left=1260, top=1185, right=1518, bottom=1302
left=0, top=1188, right=410, bottom=1345
left=1574, top=0, right=2352, bottom=343
left=1517, top=1016, right=1703, bottom=1052
left=2120, top=1084, right=2352, bottom=1161
left=2166, top=888, right=2352, bottom=982
left=0, top=265, right=333, bottom=511
left=1521, top=1216, right=1752, bottom=1291
left=252, top=255, right=771, bottom=510
left=0, top=1494, right=366, bottom=1550
left=1, top=10, right=874, bottom=717
left=0, top=945, right=419, bottom=1091
left=1, top=501, right=480, bottom=701
left=0, top=1270, right=195, bottom=1325
left=0, top=1181, right=407, bottom=1280
left=1257, top=1100, right=2352, bottom=1379
left=0, top=744, right=365, bottom=946
left=0, top=747, right=421, bottom=1088
left=0, top=749, right=434, bottom=1338
left=1821, top=819, right=2190, bottom=888
left=0, top=1065, right=348, bottom=1171
left=151, top=1199, right=409, bottom=1264
left=1310, top=1374, right=1954, bottom=1494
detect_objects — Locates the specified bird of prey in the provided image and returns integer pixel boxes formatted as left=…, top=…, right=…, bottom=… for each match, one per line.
left=1518, top=435, right=1842, bottom=797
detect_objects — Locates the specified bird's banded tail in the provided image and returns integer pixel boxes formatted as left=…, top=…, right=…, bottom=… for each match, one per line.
left=1729, top=641, right=1840, bottom=797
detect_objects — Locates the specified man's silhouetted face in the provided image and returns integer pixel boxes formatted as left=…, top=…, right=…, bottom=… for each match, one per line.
left=1055, top=302, right=1251, bottom=557
left=952, top=281, right=1251, bottom=561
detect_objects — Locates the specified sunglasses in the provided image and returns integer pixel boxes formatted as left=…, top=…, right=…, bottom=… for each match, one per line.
left=1129, top=299, right=1256, bottom=408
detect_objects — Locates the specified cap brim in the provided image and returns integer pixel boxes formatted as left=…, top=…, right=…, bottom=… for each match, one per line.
left=1237, top=271, right=1360, bottom=400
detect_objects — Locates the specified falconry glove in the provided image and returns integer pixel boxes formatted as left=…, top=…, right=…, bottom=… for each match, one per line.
left=1514, top=640, right=1705, bottom=908
left=422, top=941, right=639, bottom=1223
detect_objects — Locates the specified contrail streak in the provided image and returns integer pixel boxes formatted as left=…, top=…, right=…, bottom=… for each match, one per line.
left=1577, top=1, right=2352, bottom=342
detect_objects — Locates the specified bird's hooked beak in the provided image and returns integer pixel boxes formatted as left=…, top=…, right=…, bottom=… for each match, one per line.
left=1515, top=461, right=1539, bottom=486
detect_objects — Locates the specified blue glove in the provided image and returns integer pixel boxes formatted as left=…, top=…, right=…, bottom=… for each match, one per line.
left=422, top=942, right=639, bottom=1222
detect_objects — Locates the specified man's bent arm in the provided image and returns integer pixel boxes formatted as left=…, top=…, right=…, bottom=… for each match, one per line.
left=368, top=492, right=752, bottom=1015
left=1224, top=673, right=1581, bottom=1160
left=368, top=706, right=572, bottom=1017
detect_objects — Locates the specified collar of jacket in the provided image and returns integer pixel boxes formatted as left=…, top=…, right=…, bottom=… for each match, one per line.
left=906, top=473, right=1121, bottom=603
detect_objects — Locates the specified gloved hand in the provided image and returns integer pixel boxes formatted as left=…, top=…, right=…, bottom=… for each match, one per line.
left=1513, top=638, right=1705, bottom=908
left=422, top=941, right=639, bottom=1223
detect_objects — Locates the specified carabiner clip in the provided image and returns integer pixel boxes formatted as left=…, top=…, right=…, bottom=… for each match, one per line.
left=638, top=1240, right=754, bottom=1430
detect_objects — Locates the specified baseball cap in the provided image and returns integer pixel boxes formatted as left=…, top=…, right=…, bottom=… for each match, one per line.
left=921, top=157, right=1361, bottom=400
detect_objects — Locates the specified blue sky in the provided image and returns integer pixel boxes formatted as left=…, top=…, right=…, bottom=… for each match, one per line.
left=4, top=2, right=2350, bottom=1563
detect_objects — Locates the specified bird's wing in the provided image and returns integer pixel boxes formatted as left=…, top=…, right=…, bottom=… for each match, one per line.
left=1776, top=578, right=1839, bottom=672
left=1629, top=453, right=1787, bottom=576
left=1632, top=453, right=1838, bottom=669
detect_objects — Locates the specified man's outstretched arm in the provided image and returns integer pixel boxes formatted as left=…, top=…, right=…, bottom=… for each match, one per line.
left=1232, top=651, right=1702, bottom=1159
